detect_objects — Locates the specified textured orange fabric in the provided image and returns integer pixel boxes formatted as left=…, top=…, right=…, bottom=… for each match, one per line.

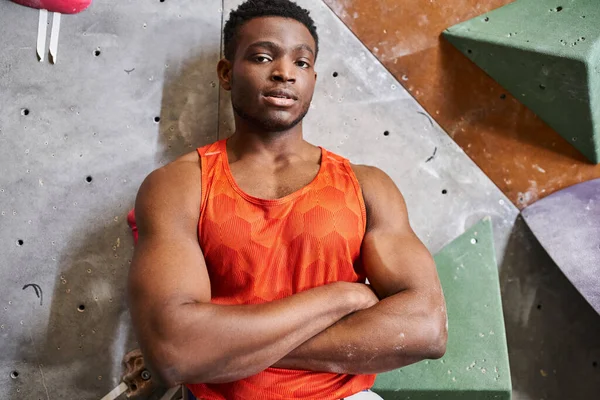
left=126, top=138, right=376, bottom=399
left=189, top=140, right=375, bottom=400
left=185, top=139, right=375, bottom=399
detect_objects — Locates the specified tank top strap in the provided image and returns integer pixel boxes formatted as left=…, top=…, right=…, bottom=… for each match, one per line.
left=197, top=140, right=223, bottom=157
left=321, top=150, right=367, bottom=233
left=322, top=148, right=347, bottom=165
left=196, top=139, right=227, bottom=217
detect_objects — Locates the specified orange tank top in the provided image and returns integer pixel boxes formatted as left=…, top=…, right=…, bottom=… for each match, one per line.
left=186, top=139, right=375, bottom=399
left=126, top=138, right=376, bottom=400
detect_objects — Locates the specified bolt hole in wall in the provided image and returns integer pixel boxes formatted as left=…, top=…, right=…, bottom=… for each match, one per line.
left=442, top=189, right=448, bottom=194
left=86, top=176, right=93, bottom=183
left=483, top=17, right=489, bottom=22
left=17, top=239, right=24, bottom=246
left=10, top=371, right=19, bottom=379
left=94, top=48, right=101, bottom=57
left=537, top=304, right=542, bottom=310
left=383, top=130, right=390, bottom=136
left=78, top=304, right=85, bottom=312
left=21, top=108, right=29, bottom=116
left=332, top=71, right=338, bottom=77
left=154, top=116, right=161, bottom=123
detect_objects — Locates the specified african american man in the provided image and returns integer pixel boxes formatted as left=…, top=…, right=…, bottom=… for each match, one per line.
left=126, top=1, right=448, bottom=399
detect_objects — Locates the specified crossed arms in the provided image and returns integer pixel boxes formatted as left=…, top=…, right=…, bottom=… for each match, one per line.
left=127, top=155, right=447, bottom=387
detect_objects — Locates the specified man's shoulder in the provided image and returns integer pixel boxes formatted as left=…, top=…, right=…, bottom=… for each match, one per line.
left=135, top=150, right=202, bottom=219
left=174, top=148, right=202, bottom=165
left=156, top=150, right=201, bottom=178
left=348, top=164, right=403, bottom=212
left=349, top=164, right=387, bottom=187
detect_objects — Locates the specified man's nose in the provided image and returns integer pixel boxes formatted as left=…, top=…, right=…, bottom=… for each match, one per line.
left=271, top=60, right=296, bottom=83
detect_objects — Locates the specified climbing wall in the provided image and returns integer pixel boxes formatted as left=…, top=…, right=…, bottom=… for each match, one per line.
left=0, top=1, right=596, bottom=400
left=0, top=1, right=221, bottom=398
left=325, top=0, right=600, bottom=398
left=443, top=0, right=600, bottom=163
left=325, top=0, right=600, bottom=209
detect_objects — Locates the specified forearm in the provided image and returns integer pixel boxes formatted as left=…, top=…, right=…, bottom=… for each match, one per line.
left=144, top=282, right=364, bottom=385
left=273, top=289, right=447, bottom=374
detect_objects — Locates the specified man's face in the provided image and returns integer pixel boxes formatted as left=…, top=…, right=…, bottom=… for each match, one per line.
left=224, top=16, right=317, bottom=132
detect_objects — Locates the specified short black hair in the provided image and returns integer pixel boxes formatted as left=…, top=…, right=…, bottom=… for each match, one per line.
left=223, top=0, right=319, bottom=61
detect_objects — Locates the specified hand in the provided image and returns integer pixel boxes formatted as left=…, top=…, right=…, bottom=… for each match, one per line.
left=338, top=282, right=379, bottom=312
left=356, top=283, right=380, bottom=309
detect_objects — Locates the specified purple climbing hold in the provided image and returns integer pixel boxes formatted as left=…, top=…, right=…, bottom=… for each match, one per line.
left=522, top=178, right=600, bottom=315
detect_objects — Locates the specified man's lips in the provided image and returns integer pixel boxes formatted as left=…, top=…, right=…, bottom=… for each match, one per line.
left=262, top=89, right=298, bottom=108
left=263, top=95, right=296, bottom=107
left=263, top=88, right=298, bottom=100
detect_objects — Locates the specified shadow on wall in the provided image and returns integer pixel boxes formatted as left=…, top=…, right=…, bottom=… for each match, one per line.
left=499, top=216, right=600, bottom=399
left=155, top=51, right=222, bottom=165
left=9, top=47, right=222, bottom=399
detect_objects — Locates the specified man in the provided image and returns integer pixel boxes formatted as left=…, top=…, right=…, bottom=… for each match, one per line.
left=126, top=1, right=447, bottom=399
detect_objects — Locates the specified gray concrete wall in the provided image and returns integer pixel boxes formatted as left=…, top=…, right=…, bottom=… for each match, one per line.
left=1, top=1, right=220, bottom=398
left=0, top=0, right=598, bottom=399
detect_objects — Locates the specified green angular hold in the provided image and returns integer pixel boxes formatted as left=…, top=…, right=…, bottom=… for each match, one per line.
left=443, top=0, right=600, bottom=164
left=372, top=218, right=511, bottom=399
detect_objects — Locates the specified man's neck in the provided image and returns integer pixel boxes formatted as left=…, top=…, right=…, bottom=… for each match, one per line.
left=227, top=120, right=309, bottom=161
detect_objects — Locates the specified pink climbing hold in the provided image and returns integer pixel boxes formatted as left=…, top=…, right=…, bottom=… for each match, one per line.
left=9, top=0, right=92, bottom=14
left=127, top=208, right=139, bottom=245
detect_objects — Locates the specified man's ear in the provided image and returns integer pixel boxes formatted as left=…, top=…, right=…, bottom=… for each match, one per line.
left=217, top=58, right=233, bottom=91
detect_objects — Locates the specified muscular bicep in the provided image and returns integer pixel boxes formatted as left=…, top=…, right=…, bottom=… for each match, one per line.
left=127, top=160, right=210, bottom=341
left=354, top=165, right=439, bottom=299
left=361, top=228, right=437, bottom=299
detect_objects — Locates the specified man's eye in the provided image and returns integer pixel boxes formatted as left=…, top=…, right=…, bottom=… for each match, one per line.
left=297, top=61, right=310, bottom=69
left=254, top=56, right=271, bottom=63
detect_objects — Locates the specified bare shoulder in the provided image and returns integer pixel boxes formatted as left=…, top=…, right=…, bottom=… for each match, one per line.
left=135, top=150, right=202, bottom=232
left=350, top=164, right=390, bottom=187
left=349, top=164, right=403, bottom=200
left=349, top=164, right=408, bottom=230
